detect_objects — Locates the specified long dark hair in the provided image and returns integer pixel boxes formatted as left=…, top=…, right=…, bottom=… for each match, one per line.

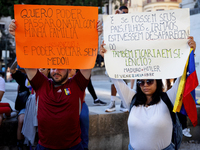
left=134, top=79, right=163, bottom=106
left=119, top=6, right=128, bottom=10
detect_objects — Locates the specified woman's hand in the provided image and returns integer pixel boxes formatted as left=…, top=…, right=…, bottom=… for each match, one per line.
left=100, top=41, right=107, bottom=58
left=115, top=9, right=123, bottom=14
left=97, top=20, right=103, bottom=36
left=9, top=20, right=16, bottom=36
left=188, top=36, right=196, bottom=53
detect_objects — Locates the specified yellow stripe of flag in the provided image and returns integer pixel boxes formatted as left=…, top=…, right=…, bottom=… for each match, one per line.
left=196, top=99, right=200, bottom=105
left=64, top=88, right=68, bottom=95
left=173, top=48, right=193, bottom=113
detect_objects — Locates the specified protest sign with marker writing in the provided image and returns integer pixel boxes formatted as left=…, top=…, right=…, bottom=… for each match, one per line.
left=103, top=8, right=190, bottom=79
left=14, top=5, right=98, bottom=69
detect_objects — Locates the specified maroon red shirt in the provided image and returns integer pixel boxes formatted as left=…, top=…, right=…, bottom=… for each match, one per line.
left=30, top=70, right=88, bottom=149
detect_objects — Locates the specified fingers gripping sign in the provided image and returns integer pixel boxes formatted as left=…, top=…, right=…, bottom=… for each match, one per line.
left=9, top=20, right=16, bottom=36
left=100, top=41, right=107, bottom=58
left=187, top=36, right=196, bottom=53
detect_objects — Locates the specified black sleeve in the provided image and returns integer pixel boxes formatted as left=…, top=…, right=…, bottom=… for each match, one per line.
left=12, top=70, right=27, bottom=87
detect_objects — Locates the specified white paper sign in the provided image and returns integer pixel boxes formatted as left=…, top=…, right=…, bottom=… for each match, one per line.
left=103, top=8, right=190, bottom=79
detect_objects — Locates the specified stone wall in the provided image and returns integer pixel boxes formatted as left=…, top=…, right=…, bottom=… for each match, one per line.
left=89, top=112, right=129, bottom=150
left=1, top=106, right=200, bottom=150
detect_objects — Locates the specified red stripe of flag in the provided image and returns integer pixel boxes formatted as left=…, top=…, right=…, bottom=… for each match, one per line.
left=183, top=71, right=198, bottom=97
left=181, top=50, right=199, bottom=127
left=182, top=93, right=198, bottom=127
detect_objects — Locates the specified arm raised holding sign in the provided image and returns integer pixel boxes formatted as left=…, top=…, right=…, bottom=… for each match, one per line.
left=100, top=38, right=197, bottom=150
left=9, top=19, right=39, bottom=80
left=9, top=18, right=103, bottom=149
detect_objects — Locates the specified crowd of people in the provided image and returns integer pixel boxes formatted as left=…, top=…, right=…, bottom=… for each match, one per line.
left=0, top=5, right=198, bottom=150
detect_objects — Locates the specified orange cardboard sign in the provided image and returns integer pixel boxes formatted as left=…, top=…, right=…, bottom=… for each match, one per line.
left=14, top=5, right=98, bottom=69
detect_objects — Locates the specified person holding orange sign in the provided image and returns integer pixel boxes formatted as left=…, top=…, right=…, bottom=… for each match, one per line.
left=9, top=19, right=102, bottom=150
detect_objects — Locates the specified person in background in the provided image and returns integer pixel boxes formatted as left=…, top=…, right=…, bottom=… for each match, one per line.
left=0, top=73, right=6, bottom=125
left=6, top=67, right=13, bottom=82
left=2, top=67, right=5, bottom=73
left=10, top=60, right=32, bottom=150
left=178, top=112, right=192, bottom=137
left=0, top=72, right=17, bottom=126
left=22, top=68, right=51, bottom=148
left=106, top=5, right=129, bottom=112
left=115, top=5, right=128, bottom=14
left=88, top=78, right=107, bottom=106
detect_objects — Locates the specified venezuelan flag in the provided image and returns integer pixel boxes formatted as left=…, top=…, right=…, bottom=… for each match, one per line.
left=173, top=49, right=198, bottom=127
left=64, top=88, right=71, bottom=95
left=195, top=99, right=200, bottom=105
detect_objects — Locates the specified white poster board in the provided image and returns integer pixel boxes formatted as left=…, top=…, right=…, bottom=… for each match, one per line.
left=103, top=8, right=190, bottom=79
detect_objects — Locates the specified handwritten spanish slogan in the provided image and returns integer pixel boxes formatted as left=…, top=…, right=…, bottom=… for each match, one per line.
left=103, top=8, right=190, bottom=79
left=14, top=5, right=98, bottom=69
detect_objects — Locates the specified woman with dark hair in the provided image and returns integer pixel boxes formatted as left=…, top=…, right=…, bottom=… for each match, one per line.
left=100, top=36, right=196, bottom=150
left=134, top=79, right=163, bottom=106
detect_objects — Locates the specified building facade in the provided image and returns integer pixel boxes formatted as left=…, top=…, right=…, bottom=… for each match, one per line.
left=142, top=0, right=182, bottom=12
left=180, top=0, right=197, bottom=8
left=104, top=0, right=182, bottom=14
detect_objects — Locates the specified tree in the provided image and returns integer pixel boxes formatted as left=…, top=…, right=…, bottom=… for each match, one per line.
left=0, top=0, right=20, bottom=18
left=0, top=0, right=101, bottom=19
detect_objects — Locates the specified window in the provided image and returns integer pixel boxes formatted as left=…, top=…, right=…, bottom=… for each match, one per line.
left=147, top=0, right=151, bottom=3
left=157, top=0, right=164, bottom=2
left=170, top=0, right=177, bottom=2
left=156, top=9, right=165, bottom=11
left=124, top=0, right=128, bottom=6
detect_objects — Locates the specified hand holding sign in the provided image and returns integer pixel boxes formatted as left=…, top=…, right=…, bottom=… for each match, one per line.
left=187, top=36, right=196, bottom=52
left=9, top=20, right=16, bottom=36
left=97, top=20, right=103, bottom=36
left=100, top=41, right=107, bottom=57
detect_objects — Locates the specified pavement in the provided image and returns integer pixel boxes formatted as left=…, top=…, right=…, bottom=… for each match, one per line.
left=2, top=70, right=200, bottom=149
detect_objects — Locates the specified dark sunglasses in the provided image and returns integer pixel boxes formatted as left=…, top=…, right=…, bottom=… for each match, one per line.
left=137, top=79, right=155, bottom=87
